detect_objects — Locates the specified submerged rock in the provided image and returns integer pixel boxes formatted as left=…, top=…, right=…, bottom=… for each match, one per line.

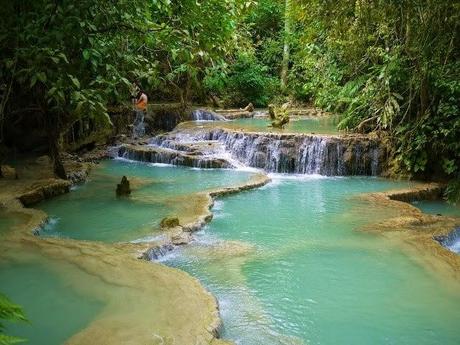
left=116, top=176, right=131, bottom=196
left=160, top=216, right=180, bottom=228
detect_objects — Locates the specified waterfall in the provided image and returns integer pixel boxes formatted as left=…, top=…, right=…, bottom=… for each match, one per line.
left=119, top=127, right=384, bottom=176
left=132, top=110, right=146, bottom=138
left=205, top=129, right=382, bottom=175
left=435, top=227, right=460, bottom=254
left=191, top=109, right=227, bottom=121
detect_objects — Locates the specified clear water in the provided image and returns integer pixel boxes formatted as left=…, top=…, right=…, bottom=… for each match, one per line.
left=37, top=160, right=254, bottom=242
left=412, top=200, right=460, bottom=217
left=224, top=117, right=340, bottom=134
left=165, top=176, right=460, bottom=345
left=0, top=260, right=103, bottom=345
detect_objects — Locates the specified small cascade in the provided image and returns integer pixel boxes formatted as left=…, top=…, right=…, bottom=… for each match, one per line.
left=118, top=127, right=384, bottom=176
left=191, top=109, right=227, bottom=121
left=435, top=227, right=460, bottom=254
left=133, top=110, right=146, bottom=138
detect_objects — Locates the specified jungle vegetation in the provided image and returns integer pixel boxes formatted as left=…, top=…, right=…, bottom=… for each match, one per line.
left=0, top=0, right=459, bottom=195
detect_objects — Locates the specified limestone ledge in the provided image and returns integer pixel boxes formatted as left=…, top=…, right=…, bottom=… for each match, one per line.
left=140, top=172, right=271, bottom=262
left=0, top=163, right=227, bottom=345
left=148, top=125, right=386, bottom=175
left=18, top=179, right=71, bottom=206
left=360, top=182, right=460, bottom=281
left=118, top=144, right=233, bottom=169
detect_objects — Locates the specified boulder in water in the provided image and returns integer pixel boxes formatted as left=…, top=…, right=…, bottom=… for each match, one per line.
left=160, top=216, right=180, bottom=228
left=242, top=103, right=254, bottom=112
left=116, top=176, right=131, bottom=196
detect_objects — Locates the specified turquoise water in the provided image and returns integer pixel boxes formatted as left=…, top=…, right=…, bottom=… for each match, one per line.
left=0, top=261, right=103, bottom=345
left=412, top=200, right=460, bottom=217
left=226, top=117, right=340, bottom=134
left=37, top=160, right=254, bottom=242
left=165, top=177, right=460, bottom=345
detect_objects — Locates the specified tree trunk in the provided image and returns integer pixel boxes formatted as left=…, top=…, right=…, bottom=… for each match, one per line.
left=49, top=136, right=67, bottom=179
left=280, top=0, right=292, bottom=90
left=45, top=114, right=67, bottom=179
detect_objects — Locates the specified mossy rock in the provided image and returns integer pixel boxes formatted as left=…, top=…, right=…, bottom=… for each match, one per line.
left=160, top=216, right=180, bottom=228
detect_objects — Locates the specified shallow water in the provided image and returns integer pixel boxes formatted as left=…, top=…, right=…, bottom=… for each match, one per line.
left=165, top=177, right=460, bottom=345
left=37, top=160, right=254, bottom=242
left=0, top=259, right=104, bottom=345
left=412, top=200, right=460, bottom=217
left=225, top=116, right=340, bottom=134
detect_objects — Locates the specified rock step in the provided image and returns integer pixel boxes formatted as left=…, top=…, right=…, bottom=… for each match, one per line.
left=118, top=145, right=233, bottom=169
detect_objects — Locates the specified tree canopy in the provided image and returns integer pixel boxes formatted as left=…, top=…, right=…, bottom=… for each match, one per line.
left=0, top=0, right=459, bottom=194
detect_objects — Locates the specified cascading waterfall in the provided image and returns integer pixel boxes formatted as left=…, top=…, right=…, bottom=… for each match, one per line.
left=191, top=109, right=227, bottom=121
left=204, top=129, right=383, bottom=175
left=118, top=127, right=384, bottom=176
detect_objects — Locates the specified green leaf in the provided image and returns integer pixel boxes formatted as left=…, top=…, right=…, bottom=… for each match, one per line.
left=82, top=50, right=91, bottom=60
left=58, top=53, right=69, bottom=63
left=68, top=75, right=80, bottom=89
left=36, top=72, right=46, bottom=83
left=30, top=75, right=37, bottom=87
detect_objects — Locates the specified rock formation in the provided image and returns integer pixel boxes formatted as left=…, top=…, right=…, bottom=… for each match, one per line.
left=116, top=176, right=131, bottom=196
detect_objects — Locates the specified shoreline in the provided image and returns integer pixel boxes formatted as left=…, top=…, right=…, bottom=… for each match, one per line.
left=0, top=160, right=234, bottom=345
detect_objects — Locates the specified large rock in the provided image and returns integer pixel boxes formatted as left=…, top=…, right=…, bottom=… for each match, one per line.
left=116, top=176, right=131, bottom=196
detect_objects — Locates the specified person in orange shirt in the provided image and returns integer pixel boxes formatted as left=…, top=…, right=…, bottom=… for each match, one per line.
left=132, top=82, right=148, bottom=110
left=131, top=82, right=148, bottom=138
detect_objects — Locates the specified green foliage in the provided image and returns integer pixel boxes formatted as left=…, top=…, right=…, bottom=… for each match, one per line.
left=204, top=53, right=277, bottom=107
left=287, top=0, right=460, bottom=178
left=445, top=179, right=460, bottom=205
left=394, top=61, right=460, bottom=176
left=0, top=293, right=28, bottom=345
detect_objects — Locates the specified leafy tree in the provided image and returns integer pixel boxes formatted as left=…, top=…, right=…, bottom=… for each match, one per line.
left=0, top=0, right=158, bottom=177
